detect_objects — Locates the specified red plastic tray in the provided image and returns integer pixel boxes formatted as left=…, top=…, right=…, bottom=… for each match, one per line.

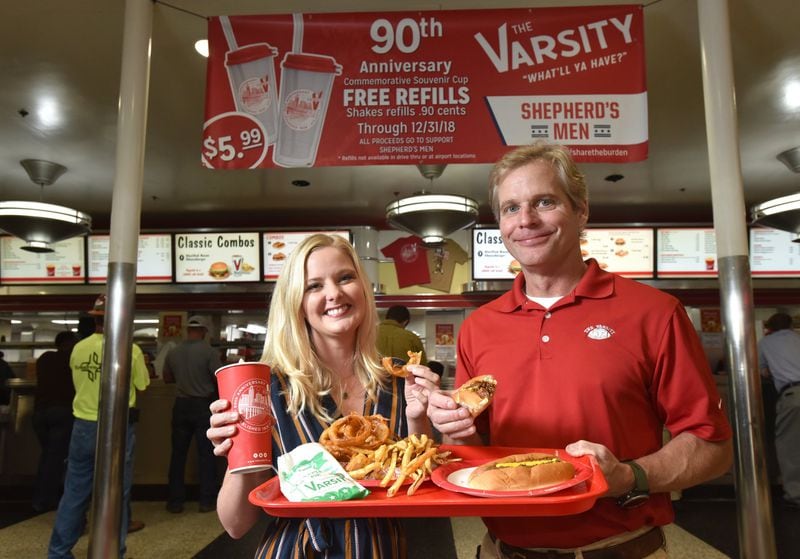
left=249, top=445, right=608, bottom=518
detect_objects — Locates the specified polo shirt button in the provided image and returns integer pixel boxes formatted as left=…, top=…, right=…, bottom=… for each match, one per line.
left=542, top=335, right=550, bottom=343
left=544, top=312, right=552, bottom=319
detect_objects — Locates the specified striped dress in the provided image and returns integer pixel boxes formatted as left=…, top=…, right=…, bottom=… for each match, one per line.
left=255, top=370, right=409, bottom=559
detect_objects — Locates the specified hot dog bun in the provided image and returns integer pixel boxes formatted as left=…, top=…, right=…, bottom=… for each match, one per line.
left=453, top=375, right=496, bottom=417
left=466, top=452, right=575, bottom=491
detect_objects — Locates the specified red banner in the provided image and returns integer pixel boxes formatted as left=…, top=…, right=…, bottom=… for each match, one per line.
left=203, top=6, right=646, bottom=169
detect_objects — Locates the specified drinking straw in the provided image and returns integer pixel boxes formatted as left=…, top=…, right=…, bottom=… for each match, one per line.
left=219, top=15, right=238, bottom=51
left=291, top=13, right=304, bottom=53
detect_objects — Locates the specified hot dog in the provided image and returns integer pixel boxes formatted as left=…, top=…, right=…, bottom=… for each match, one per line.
left=453, top=374, right=496, bottom=417
left=466, top=452, right=575, bottom=491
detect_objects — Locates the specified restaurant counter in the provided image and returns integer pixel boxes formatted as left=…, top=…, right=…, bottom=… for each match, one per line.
left=0, top=378, right=202, bottom=485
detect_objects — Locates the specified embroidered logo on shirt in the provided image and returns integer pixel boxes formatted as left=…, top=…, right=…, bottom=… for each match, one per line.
left=584, top=324, right=615, bottom=340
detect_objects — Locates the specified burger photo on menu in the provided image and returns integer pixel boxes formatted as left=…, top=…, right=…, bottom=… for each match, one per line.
left=208, top=261, right=230, bottom=279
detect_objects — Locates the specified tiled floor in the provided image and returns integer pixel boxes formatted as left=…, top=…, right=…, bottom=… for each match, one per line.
left=1, top=486, right=798, bottom=558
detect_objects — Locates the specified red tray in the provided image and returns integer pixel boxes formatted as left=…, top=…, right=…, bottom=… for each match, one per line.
left=249, top=445, right=608, bottom=518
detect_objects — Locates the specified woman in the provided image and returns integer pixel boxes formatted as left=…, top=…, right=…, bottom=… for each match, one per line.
left=207, top=234, right=440, bottom=558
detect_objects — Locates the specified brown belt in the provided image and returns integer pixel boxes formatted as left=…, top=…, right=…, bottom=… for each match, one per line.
left=493, top=527, right=665, bottom=559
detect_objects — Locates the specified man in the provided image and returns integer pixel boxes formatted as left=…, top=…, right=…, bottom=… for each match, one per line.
left=758, top=312, right=800, bottom=508
left=32, top=331, right=77, bottom=512
left=427, top=142, right=732, bottom=558
left=0, top=350, right=14, bottom=405
left=48, top=295, right=150, bottom=559
left=377, top=305, right=427, bottom=364
left=163, top=315, right=221, bottom=513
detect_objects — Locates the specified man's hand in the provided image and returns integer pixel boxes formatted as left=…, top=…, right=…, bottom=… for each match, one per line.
left=427, top=389, right=480, bottom=442
left=565, top=440, right=632, bottom=496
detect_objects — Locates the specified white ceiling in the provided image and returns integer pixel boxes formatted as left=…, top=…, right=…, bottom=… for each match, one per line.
left=1, top=0, right=799, bottom=232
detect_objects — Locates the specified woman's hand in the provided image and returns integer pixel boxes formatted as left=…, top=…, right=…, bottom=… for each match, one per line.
left=207, top=399, right=240, bottom=457
left=404, top=364, right=440, bottom=421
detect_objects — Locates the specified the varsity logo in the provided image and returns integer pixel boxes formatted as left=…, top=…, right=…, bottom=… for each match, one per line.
left=584, top=324, right=615, bottom=340
left=233, top=378, right=271, bottom=433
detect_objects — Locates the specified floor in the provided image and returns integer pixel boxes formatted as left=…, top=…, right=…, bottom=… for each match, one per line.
left=0, top=485, right=798, bottom=558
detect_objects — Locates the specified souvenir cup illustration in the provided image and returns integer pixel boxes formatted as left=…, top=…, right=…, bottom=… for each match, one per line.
left=224, top=43, right=280, bottom=146
left=215, top=362, right=273, bottom=473
left=273, top=52, right=342, bottom=167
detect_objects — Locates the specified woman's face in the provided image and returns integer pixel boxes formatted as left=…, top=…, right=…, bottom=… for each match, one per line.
left=301, top=246, right=365, bottom=344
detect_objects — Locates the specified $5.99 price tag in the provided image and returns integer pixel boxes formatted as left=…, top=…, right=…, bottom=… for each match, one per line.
left=202, top=112, right=269, bottom=169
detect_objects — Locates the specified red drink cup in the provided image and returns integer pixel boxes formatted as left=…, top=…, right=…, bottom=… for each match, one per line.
left=215, top=362, right=273, bottom=474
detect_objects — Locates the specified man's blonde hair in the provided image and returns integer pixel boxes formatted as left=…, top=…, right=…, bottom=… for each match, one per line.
left=488, top=141, right=588, bottom=221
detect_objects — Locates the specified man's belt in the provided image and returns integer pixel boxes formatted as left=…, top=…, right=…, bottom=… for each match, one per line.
left=493, top=527, right=665, bottom=559
left=779, top=381, right=800, bottom=398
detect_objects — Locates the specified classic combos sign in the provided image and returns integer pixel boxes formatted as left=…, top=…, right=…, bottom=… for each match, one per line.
left=202, top=5, right=647, bottom=169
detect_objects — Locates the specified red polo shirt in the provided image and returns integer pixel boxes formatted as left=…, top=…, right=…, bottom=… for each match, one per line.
left=456, top=259, right=731, bottom=548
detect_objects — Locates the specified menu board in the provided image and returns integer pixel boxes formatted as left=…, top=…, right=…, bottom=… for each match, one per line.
left=175, top=232, right=260, bottom=283
left=580, top=228, right=654, bottom=278
left=473, top=227, right=654, bottom=280
left=263, top=231, right=351, bottom=280
left=87, top=234, right=173, bottom=283
left=656, top=228, right=718, bottom=277
left=750, top=227, right=800, bottom=277
left=472, top=229, right=515, bottom=280
left=0, top=236, right=86, bottom=284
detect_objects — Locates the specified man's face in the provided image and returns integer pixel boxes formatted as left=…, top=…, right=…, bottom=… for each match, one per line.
left=497, top=160, right=588, bottom=272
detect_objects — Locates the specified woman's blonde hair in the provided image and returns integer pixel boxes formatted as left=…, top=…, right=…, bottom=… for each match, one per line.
left=488, top=141, right=588, bottom=222
left=261, top=233, right=387, bottom=423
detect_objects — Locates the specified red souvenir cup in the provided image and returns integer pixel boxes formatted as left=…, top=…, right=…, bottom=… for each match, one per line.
left=215, top=362, right=273, bottom=474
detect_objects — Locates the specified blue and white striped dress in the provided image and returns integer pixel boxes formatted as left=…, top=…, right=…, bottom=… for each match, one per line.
left=255, top=369, right=409, bottom=559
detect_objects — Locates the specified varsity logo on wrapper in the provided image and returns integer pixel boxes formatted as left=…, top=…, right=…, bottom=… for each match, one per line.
left=215, top=362, right=273, bottom=473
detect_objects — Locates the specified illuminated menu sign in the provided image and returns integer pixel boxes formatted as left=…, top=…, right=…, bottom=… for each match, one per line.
left=473, top=228, right=654, bottom=280
left=0, top=236, right=86, bottom=284
left=750, top=227, right=800, bottom=277
left=472, top=229, right=514, bottom=280
left=263, top=231, right=351, bottom=280
left=580, top=228, right=654, bottom=278
left=175, top=232, right=260, bottom=283
left=656, top=228, right=718, bottom=277
left=87, top=234, right=173, bottom=284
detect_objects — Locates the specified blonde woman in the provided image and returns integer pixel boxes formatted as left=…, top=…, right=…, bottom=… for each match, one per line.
left=207, top=234, right=439, bottom=558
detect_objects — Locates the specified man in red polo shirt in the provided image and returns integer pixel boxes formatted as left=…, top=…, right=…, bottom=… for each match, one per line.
left=428, top=142, right=732, bottom=558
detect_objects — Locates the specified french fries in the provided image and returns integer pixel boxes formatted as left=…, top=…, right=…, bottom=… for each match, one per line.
left=320, top=413, right=460, bottom=497
left=343, top=433, right=458, bottom=497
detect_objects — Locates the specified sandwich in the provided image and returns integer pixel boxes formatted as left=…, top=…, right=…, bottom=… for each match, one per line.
left=508, top=260, right=522, bottom=274
left=208, top=261, right=230, bottom=279
left=466, top=452, right=575, bottom=491
left=381, top=350, right=422, bottom=378
left=453, top=375, right=496, bottom=417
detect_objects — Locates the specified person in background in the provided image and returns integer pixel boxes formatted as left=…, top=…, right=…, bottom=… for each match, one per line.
left=377, top=305, right=427, bottom=365
left=0, top=350, right=14, bottom=406
left=758, top=312, right=800, bottom=509
left=428, top=142, right=732, bottom=559
left=48, top=295, right=150, bottom=558
left=207, top=234, right=443, bottom=558
left=426, top=360, right=445, bottom=377
left=32, top=331, right=78, bottom=513
left=163, top=315, right=221, bottom=513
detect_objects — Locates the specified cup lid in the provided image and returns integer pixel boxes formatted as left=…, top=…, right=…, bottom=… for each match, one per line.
left=281, top=52, right=341, bottom=74
left=225, top=43, right=278, bottom=66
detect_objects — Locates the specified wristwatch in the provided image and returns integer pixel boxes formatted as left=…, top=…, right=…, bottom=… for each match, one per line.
left=616, top=460, right=650, bottom=508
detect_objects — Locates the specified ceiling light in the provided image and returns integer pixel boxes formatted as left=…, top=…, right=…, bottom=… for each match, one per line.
left=751, top=192, right=800, bottom=235
left=52, top=319, right=79, bottom=325
left=777, top=147, right=800, bottom=173
left=195, top=39, right=209, bottom=57
left=783, top=79, right=800, bottom=111
left=0, top=160, right=91, bottom=253
left=385, top=164, right=479, bottom=246
left=133, top=319, right=160, bottom=324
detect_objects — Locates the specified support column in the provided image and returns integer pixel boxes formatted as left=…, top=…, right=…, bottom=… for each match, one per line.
left=89, top=0, right=152, bottom=557
left=697, top=1, right=776, bottom=557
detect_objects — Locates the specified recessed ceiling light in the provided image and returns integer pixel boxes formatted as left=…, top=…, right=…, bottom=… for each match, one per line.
left=783, top=79, right=800, bottom=111
left=195, top=39, right=209, bottom=58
